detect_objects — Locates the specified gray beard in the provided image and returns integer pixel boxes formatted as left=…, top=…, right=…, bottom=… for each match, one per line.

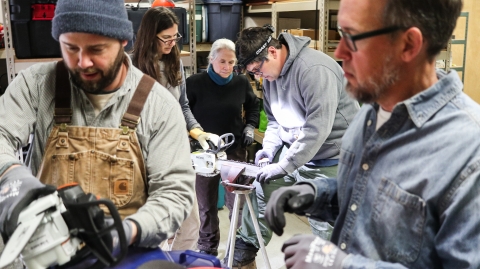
left=346, top=55, right=400, bottom=104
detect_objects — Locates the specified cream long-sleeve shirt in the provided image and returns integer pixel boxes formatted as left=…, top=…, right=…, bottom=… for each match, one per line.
left=0, top=55, right=195, bottom=247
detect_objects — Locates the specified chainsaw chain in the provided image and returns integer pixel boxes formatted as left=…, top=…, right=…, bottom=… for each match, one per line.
left=218, top=159, right=261, bottom=167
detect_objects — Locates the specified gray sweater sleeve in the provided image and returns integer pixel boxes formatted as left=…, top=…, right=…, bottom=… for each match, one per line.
left=178, top=61, right=202, bottom=131
left=278, top=65, right=341, bottom=173
left=262, top=94, right=287, bottom=156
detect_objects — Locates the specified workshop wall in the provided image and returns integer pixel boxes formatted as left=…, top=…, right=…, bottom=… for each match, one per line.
left=460, top=0, right=479, bottom=103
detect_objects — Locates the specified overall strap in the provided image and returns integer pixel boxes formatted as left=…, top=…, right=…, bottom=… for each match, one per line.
left=120, top=74, right=156, bottom=131
left=54, top=60, right=72, bottom=125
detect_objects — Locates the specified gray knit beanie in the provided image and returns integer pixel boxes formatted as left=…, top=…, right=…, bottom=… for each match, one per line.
left=52, top=0, right=133, bottom=41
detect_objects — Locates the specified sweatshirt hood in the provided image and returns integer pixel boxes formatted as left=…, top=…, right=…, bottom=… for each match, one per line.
left=279, top=33, right=311, bottom=76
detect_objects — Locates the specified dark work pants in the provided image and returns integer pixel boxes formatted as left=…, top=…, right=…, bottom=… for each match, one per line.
left=196, top=146, right=247, bottom=252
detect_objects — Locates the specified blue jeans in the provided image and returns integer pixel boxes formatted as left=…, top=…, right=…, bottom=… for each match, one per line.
left=237, top=147, right=337, bottom=248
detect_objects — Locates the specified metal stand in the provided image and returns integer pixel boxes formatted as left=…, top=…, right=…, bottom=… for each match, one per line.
left=224, top=188, right=271, bottom=269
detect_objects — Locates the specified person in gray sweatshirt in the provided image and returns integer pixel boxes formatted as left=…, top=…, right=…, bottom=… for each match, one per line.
left=226, top=25, right=360, bottom=268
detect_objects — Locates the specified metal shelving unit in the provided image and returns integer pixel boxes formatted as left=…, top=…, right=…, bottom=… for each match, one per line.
left=451, top=12, right=468, bottom=82
left=2, top=0, right=16, bottom=84
left=273, top=0, right=328, bottom=52
left=1, top=0, right=200, bottom=82
left=244, top=0, right=335, bottom=57
left=244, top=0, right=452, bottom=64
left=188, top=0, right=197, bottom=74
left=1, top=0, right=454, bottom=82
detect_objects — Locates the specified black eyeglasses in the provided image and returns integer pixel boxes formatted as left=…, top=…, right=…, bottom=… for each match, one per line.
left=157, top=33, right=182, bottom=46
left=337, top=26, right=401, bottom=52
left=247, top=58, right=266, bottom=76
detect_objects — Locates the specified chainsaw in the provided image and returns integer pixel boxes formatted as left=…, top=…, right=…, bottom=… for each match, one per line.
left=190, top=133, right=268, bottom=192
left=0, top=183, right=127, bottom=269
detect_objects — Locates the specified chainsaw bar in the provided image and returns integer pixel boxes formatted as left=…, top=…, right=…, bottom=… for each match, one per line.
left=218, top=160, right=260, bottom=177
left=196, top=160, right=261, bottom=178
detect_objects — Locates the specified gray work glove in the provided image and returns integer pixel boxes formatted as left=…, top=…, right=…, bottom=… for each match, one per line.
left=0, top=165, right=56, bottom=242
left=254, top=149, right=274, bottom=165
left=282, top=234, right=347, bottom=269
left=256, top=163, right=287, bottom=184
left=241, top=124, right=255, bottom=148
left=265, top=184, right=315, bottom=235
left=106, top=218, right=134, bottom=254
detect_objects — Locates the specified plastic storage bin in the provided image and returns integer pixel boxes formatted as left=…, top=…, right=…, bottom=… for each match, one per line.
left=110, top=248, right=223, bottom=268
left=195, top=4, right=203, bottom=42
left=10, top=0, right=61, bottom=59
left=204, top=0, right=243, bottom=42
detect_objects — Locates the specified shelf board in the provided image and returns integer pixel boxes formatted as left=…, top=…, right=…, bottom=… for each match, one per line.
left=328, top=0, right=340, bottom=10
left=14, top=56, right=62, bottom=71
left=254, top=128, right=264, bottom=144
left=195, top=43, right=213, bottom=52
left=437, top=50, right=449, bottom=61
left=326, top=50, right=340, bottom=61
left=245, top=4, right=273, bottom=13
left=274, top=0, right=318, bottom=12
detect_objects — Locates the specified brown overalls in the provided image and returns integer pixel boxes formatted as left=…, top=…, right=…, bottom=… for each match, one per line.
left=37, top=61, right=155, bottom=219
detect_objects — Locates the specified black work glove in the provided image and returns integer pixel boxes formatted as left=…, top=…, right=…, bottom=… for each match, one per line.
left=282, top=234, right=347, bottom=269
left=265, top=184, right=315, bottom=236
left=0, top=165, right=56, bottom=242
left=241, top=124, right=255, bottom=148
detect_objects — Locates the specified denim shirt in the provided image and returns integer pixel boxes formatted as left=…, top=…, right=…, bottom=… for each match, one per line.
left=306, top=70, right=480, bottom=268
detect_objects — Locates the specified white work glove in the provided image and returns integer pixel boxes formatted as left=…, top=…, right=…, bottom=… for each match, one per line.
left=197, top=132, right=221, bottom=150
left=256, top=163, right=288, bottom=184
left=254, top=149, right=275, bottom=165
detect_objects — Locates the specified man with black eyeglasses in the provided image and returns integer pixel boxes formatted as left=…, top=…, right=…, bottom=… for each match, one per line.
left=264, top=0, right=480, bottom=268
left=227, top=25, right=359, bottom=268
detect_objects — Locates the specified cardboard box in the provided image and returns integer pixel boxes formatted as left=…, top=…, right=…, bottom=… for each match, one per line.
left=278, top=18, right=301, bottom=31
left=289, top=29, right=317, bottom=40
left=328, top=30, right=341, bottom=40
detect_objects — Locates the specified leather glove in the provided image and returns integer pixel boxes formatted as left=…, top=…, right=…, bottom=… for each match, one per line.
left=256, top=163, right=287, bottom=184
left=0, top=165, right=56, bottom=243
left=265, top=184, right=315, bottom=236
left=282, top=234, right=347, bottom=269
left=241, top=124, right=255, bottom=148
left=254, top=149, right=274, bottom=165
left=197, top=132, right=221, bottom=150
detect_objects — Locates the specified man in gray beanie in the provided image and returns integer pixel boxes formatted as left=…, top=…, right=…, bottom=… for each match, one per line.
left=0, top=0, right=195, bottom=264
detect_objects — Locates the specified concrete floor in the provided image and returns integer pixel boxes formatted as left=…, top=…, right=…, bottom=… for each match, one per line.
left=216, top=205, right=312, bottom=269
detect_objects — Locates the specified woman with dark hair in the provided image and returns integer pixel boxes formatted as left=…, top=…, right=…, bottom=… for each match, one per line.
left=131, top=6, right=217, bottom=251
left=132, top=7, right=219, bottom=149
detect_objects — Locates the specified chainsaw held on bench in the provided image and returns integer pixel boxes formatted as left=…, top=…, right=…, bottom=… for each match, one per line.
left=190, top=133, right=269, bottom=192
